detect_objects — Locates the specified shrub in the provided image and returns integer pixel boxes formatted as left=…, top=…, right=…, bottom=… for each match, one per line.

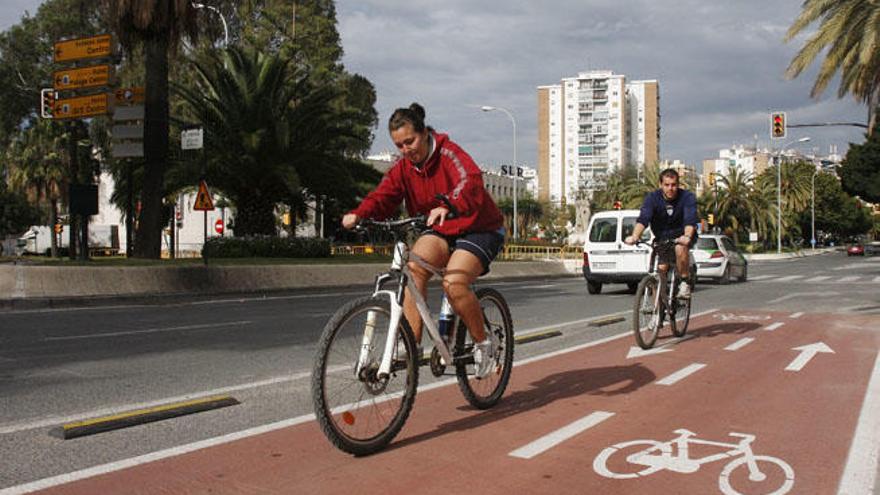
left=202, top=236, right=331, bottom=258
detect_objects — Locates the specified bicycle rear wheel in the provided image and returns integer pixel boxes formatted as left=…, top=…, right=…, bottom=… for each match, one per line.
left=633, top=276, right=662, bottom=349
left=311, top=295, right=419, bottom=456
left=455, top=288, right=514, bottom=409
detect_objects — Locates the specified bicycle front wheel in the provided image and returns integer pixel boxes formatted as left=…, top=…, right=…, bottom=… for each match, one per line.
left=633, top=276, right=662, bottom=349
left=455, top=288, right=514, bottom=409
left=311, top=295, right=419, bottom=456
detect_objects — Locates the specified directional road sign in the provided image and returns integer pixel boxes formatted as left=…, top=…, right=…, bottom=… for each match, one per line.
left=114, top=87, right=145, bottom=106
left=53, top=93, right=109, bottom=120
left=53, top=65, right=112, bottom=91
left=53, top=34, right=113, bottom=63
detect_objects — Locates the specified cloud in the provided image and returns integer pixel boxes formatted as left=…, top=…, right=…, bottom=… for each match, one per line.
left=337, top=0, right=867, bottom=168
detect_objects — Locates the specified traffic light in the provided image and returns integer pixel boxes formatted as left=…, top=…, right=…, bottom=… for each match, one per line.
left=613, top=200, right=622, bottom=210
left=708, top=173, right=716, bottom=187
left=770, top=112, right=786, bottom=139
left=708, top=214, right=715, bottom=225
left=40, top=88, right=55, bottom=119
left=54, top=223, right=63, bottom=234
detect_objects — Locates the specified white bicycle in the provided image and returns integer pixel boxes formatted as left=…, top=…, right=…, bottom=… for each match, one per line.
left=311, top=215, right=514, bottom=456
left=594, top=428, right=794, bottom=495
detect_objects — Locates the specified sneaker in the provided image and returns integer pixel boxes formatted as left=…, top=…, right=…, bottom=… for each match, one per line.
left=677, top=281, right=691, bottom=299
left=473, top=339, right=494, bottom=379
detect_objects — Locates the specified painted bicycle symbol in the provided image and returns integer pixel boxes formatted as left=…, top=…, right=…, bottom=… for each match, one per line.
left=593, top=429, right=794, bottom=495
left=714, top=313, right=772, bottom=322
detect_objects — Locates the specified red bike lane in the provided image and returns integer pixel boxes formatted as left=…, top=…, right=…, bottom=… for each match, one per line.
left=33, top=309, right=880, bottom=495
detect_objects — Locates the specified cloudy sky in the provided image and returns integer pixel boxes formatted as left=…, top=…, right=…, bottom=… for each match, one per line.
left=3, top=1, right=869, bottom=170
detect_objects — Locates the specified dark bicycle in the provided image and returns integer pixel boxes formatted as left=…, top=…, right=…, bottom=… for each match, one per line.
left=631, top=239, right=695, bottom=349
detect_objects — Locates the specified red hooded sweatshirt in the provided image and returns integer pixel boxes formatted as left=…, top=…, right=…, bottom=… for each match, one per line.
left=351, top=132, right=504, bottom=236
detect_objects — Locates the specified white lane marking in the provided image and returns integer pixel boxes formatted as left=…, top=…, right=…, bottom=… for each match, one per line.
left=837, top=350, right=880, bottom=495
left=509, top=411, right=615, bottom=459
left=805, top=276, right=831, bottom=282
left=785, top=342, right=834, bottom=372
left=1, top=309, right=721, bottom=493
left=874, top=276, right=880, bottom=283
left=42, top=321, right=252, bottom=341
left=789, top=312, right=804, bottom=319
left=516, top=284, right=557, bottom=290
left=768, top=291, right=838, bottom=304
left=748, top=275, right=774, bottom=281
left=724, top=337, right=755, bottom=351
left=626, top=346, right=673, bottom=359
left=775, top=275, right=804, bottom=282
left=764, top=322, right=784, bottom=332
left=837, top=276, right=861, bottom=283
left=656, top=363, right=706, bottom=386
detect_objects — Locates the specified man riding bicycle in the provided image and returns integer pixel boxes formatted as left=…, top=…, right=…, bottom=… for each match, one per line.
left=624, top=168, right=697, bottom=299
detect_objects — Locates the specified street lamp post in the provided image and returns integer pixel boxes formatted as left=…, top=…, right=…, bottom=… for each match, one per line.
left=775, top=136, right=811, bottom=254
left=481, top=105, right=518, bottom=239
left=811, top=168, right=819, bottom=251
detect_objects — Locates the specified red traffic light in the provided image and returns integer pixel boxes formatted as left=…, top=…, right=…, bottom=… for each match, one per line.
left=770, top=112, right=786, bottom=139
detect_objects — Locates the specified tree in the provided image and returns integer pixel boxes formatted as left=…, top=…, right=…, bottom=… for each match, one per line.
left=103, top=0, right=200, bottom=258
left=800, top=170, right=872, bottom=241
left=0, top=182, right=40, bottom=238
left=497, top=194, right=543, bottom=239
left=175, top=45, right=377, bottom=236
left=840, top=132, right=880, bottom=203
left=702, top=167, right=757, bottom=245
left=6, top=119, right=68, bottom=256
left=785, top=0, right=880, bottom=133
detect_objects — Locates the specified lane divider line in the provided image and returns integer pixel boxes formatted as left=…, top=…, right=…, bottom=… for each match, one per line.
left=764, top=322, right=784, bottom=332
left=789, top=312, right=804, bottom=319
left=724, top=337, right=755, bottom=351
left=51, top=395, right=240, bottom=440
left=509, top=411, right=615, bottom=459
left=656, top=363, right=707, bottom=386
left=43, top=321, right=252, bottom=341
left=837, top=350, right=880, bottom=494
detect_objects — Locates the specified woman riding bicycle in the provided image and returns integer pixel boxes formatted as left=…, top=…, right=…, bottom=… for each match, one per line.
left=341, top=103, right=505, bottom=378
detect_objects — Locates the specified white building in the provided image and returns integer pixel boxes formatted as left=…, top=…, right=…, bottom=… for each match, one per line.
left=538, top=70, right=660, bottom=204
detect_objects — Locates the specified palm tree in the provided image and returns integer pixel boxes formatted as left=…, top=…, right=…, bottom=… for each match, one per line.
left=785, top=0, right=880, bottom=133
left=711, top=167, right=756, bottom=245
left=103, top=0, right=199, bottom=258
left=6, top=120, right=68, bottom=256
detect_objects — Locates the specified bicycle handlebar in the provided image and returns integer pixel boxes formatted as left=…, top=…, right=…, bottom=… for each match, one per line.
left=356, top=216, right=428, bottom=232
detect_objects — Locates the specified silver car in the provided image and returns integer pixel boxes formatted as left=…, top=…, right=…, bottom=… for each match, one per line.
left=693, top=234, right=748, bottom=284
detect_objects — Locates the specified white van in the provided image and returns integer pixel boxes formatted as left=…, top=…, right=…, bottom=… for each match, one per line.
left=582, top=209, right=652, bottom=294
left=582, top=209, right=697, bottom=294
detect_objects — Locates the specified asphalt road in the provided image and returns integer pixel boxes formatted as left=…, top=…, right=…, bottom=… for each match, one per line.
left=0, top=250, right=877, bottom=492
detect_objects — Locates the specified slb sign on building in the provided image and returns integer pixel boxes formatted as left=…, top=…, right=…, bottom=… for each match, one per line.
left=53, top=34, right=113, bottom=63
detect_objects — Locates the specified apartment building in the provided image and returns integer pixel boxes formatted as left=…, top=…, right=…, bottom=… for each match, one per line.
left=537, top=70, right=660, bottom=204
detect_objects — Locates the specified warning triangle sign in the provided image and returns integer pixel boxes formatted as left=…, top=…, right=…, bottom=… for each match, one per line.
left=193, top=180, right=215, bottom=211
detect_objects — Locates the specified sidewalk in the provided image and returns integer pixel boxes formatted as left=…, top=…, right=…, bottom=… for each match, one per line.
left=745, top=246, right=838, bottom=261
left=0, top=259, right=579, bottom=310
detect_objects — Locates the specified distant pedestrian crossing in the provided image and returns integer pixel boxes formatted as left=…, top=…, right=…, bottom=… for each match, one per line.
left=744, top=274, right=880, bottom=284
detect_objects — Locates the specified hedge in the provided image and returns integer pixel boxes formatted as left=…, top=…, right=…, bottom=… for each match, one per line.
left=202, top=236, right=331, bottom=258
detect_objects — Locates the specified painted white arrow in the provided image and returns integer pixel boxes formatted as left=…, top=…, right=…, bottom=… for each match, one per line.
left=785, top=342, right=835, bottom=371
left=627, top=346, right=674, bottom=359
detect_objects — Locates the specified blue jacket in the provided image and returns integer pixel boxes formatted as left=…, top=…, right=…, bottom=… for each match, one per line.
left=636, top=189, right=698, bottom=240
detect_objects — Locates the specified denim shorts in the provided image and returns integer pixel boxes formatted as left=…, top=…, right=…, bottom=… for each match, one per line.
left=423, top=228, right=506, bottom=275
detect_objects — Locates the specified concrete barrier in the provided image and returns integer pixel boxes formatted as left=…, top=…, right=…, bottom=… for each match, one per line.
left=0, top=260, right=576, bottom=308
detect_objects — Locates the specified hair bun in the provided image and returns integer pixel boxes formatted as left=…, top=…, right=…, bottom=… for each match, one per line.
left=408, top=103, right=425, bottom=120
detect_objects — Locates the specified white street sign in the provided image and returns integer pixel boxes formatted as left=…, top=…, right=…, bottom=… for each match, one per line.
left=182, top=128, right=204, bottom=150
left=785, top=342, right=834, bottom=372
left=749, top=232, right=758, bottom=242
